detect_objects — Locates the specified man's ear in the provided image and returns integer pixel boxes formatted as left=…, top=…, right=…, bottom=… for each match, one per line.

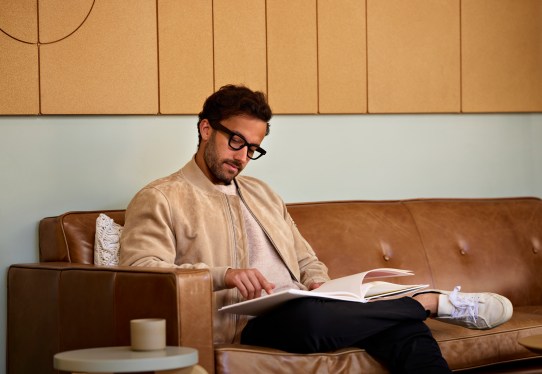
left=199, top=119, right=212, bottom=141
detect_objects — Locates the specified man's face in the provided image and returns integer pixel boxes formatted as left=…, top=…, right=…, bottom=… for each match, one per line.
left=200, top=115, right=267, bottom=185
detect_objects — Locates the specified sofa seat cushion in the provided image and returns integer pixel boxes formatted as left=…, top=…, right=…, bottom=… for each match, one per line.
left=429, top=306, right=542, bottom=371
left=215, top=307, right=542, bottom=373
left=214, top=345, right=388, bottom=374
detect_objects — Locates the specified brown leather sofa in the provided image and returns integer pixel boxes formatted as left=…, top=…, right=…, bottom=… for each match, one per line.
left=7, top=197, right=542, bottom=373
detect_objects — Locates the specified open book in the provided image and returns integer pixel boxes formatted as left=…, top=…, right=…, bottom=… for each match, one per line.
left=219, top=268, right=428, bottom=316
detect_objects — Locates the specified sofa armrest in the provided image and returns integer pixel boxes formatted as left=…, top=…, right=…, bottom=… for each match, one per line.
left=7, top=263, right=215, bottom=374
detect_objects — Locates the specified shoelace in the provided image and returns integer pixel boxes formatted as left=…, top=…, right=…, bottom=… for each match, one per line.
left=448, top=286, right=479, bottom=322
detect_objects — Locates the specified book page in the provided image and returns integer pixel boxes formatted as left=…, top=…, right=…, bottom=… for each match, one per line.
left=361, top=281, right=428, bottom=299
left=218, top=289, right=362, bottom=316
left=219, top=268, right=426, bottom=315
left=315, top=268, right=414, bottom=297
left=363, top=268, right=414, bottom=279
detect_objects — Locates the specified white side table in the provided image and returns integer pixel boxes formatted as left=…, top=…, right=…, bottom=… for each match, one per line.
left=54, top=346, right=201, bottom=374
left=518, top=334, right=542, bottom=354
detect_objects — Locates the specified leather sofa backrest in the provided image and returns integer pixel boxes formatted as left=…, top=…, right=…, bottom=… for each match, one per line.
left=287, top=200, right=435, bottom=287
left=287, top=198, right=542, bottom=307
left=405, top=198, right=542, bottom=306
left=38, top=198, right=542, bottom=306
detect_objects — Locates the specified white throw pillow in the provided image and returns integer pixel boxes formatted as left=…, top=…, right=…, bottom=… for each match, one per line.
left=94, top=213, right=123, bottom=266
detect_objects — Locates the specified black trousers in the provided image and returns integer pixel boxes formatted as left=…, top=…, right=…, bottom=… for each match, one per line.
left=241, top=297, right=451, bottom=374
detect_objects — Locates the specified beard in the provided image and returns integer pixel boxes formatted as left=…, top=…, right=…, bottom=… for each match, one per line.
left=204, top=133, right=244, bottom=185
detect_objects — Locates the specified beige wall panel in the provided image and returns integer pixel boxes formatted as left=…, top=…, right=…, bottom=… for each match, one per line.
left=159, top=0, right=213, bottom=114
left=0, top=0, right=37, bottom=42
left=40, top=0, right=158, bottom=114
left=0, top=34, right=39, bottom=114
left=39, top=0, right=95, bottom=43
left=318, top=0, right=366, bottom=114
left=214, top=0, right=266, bottom=94
left=462, top=0, right=542, bottom=112
left=267, top=0, right=317, bottom=114
left=367, top=0, right=460, bottom=113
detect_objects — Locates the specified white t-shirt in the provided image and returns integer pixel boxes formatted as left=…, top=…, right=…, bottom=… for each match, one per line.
left=216, top=183, right=301, bottom=294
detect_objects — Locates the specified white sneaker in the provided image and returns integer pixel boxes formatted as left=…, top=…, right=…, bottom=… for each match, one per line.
left=434, top=286, right=513, bottom=329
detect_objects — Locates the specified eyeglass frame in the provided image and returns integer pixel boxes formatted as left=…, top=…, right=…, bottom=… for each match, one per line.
left=208, top=121, right=267, bottom=160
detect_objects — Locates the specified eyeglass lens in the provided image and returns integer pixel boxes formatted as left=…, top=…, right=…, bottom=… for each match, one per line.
left=228, top=134, right=263, bottom=160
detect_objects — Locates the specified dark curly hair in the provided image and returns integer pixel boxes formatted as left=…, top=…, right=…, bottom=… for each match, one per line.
left=197, top=85, right=272, bottom=147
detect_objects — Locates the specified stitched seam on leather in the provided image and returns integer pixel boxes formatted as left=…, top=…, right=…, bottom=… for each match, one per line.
left=402, top=202, right=435, bottom=288
left=60, top=214, right=72, bottom=263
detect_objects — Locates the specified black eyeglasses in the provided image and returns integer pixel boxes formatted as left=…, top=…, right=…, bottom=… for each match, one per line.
left=209, top=121, right=267, bottom=160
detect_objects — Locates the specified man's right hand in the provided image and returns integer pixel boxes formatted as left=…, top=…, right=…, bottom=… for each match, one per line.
left=224, top=268, right=275, bottom=300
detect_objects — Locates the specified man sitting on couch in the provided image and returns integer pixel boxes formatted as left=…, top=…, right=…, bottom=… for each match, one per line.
left=120, top=84, right=513, bottom=373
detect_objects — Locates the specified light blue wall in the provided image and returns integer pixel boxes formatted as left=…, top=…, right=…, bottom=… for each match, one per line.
left=1, top=113, right=541, bottom=372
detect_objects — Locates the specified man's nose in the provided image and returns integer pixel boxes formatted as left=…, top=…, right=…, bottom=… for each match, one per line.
left=233, top=146, right=249, bottom=161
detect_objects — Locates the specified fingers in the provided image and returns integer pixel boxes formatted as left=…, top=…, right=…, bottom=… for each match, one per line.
left=309, top=282, right=324, bottom=290
left=225, top=268, right=275, bottom=300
